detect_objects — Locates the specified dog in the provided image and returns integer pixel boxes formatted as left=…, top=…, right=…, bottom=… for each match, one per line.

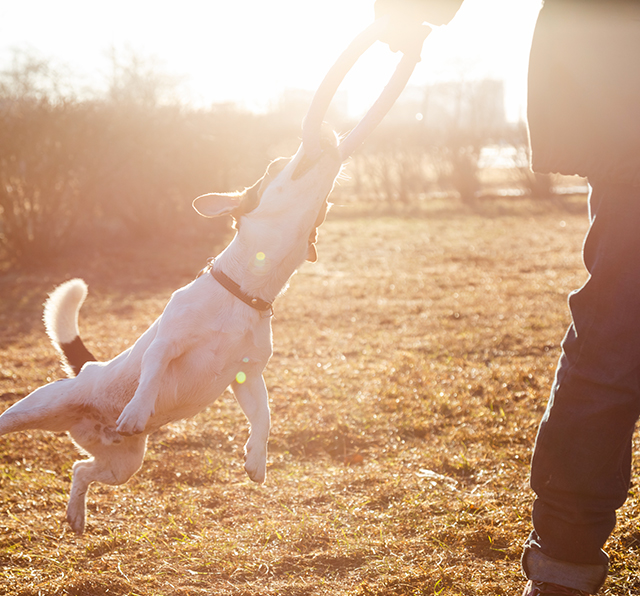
left=0, top=132, right=342, bottom=534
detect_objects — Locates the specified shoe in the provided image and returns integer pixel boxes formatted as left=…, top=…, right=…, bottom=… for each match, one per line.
left=522, top=580, right=590, bottom=596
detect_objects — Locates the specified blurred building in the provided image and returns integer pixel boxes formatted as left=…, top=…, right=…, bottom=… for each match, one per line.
left=387, top=79, right=506, bottom=133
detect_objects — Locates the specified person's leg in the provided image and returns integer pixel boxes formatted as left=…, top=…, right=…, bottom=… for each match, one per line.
left=522, top=181, right=640, bottom=594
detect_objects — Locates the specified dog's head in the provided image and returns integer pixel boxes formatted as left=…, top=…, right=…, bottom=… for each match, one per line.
left=193, top=128, right=341, bottom=265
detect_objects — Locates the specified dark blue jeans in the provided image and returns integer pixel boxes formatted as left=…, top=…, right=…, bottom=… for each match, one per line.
left=522, top=181, right=640, bottom=593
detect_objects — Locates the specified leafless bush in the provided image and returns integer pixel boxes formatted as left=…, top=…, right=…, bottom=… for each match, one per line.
left=345, top=122, right=439, bottom=204
left=0, top=98, right=88, bottom=263
left=0, top=51, right=299, bottom=268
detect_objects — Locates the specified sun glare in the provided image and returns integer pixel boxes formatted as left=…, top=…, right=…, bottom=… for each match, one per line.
left=0, top=0, right=540, bottom=118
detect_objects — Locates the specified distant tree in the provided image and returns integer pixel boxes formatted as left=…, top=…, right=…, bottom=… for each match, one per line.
left=0, top=46, right=73, bottom=102
left=106, top=46, right=183, bottom=108
left=344, top=78, right=509, bottom=206
left=426, top=80, right=506, bottom=203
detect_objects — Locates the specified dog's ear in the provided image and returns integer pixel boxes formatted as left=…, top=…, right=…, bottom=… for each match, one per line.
left=192, top=192, right=244, bottom=218
left=194, top=170, right=268, bottom=219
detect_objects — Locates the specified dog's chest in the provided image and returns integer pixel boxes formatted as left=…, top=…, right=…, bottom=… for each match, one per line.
left=157, top=321, right=271, bottom=410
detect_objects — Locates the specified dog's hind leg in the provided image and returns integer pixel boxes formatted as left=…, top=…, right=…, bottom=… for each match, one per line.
left=0, top=379, right=76, bottom=436
left=66, top=434, right=147, bottom=534
left=232, top=372, right=270, bottom=484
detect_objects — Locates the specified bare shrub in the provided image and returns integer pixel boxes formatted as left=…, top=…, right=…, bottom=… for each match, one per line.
left=0, top=98, right=89, bottom=264
left=0, top=51, right=299, bottom=268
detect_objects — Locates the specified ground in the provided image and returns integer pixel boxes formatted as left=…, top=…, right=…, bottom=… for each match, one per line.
left=1, top=196, right=639, bottom=596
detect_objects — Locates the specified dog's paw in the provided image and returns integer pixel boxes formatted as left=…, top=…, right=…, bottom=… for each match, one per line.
left=116, top=402, right=152, bottom=436
left=66, top=499, right=86, bottom=535
left=244, top=442, right=267, bottom=484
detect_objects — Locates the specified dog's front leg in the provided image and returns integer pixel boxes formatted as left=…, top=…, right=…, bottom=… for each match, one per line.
left=117, top=338, right=179, bottom=435
left=231, top=372, right=270, bottom=484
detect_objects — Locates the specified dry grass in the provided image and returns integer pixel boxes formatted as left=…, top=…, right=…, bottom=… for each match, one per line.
left=1, top=196, right=639, bottom=596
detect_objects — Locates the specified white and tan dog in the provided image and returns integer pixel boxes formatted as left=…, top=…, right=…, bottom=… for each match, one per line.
left=0, top=134, right=341, bottom=534
left=0, top=18, right=423, bottom=534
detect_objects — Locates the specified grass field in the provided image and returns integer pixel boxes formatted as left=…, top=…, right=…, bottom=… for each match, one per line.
left=1, top=196, right=639, bottom=596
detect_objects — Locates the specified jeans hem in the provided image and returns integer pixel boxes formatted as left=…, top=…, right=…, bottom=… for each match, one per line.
left=522, top=543, right=608, bottom=594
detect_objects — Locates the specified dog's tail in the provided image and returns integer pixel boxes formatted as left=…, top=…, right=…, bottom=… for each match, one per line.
left=44, top=279, right=97, bottom=377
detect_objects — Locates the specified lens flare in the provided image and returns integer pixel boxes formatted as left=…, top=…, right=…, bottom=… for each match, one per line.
left=253, top=251, right=267, bottom=272
left=236, top=371, right=247, bottom=384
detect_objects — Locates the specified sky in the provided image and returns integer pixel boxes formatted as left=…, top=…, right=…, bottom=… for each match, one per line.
left=0, top=0, right=542, bottom=120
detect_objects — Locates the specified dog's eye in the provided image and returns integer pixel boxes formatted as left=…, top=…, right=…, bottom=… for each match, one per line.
left=242, top=185, right=261, bottom=214
left=231, top=184, right=262, bottom=229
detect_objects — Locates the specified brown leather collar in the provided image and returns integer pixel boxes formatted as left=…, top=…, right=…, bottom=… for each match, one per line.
left=199, top=258, right=273, bottom=313
left=211, top=268, right=273, bottom=313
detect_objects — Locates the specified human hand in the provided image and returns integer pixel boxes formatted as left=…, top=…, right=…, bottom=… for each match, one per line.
left=374, top=0, right=462, bottom=54
left=375, top=3, right=432, bottom=55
